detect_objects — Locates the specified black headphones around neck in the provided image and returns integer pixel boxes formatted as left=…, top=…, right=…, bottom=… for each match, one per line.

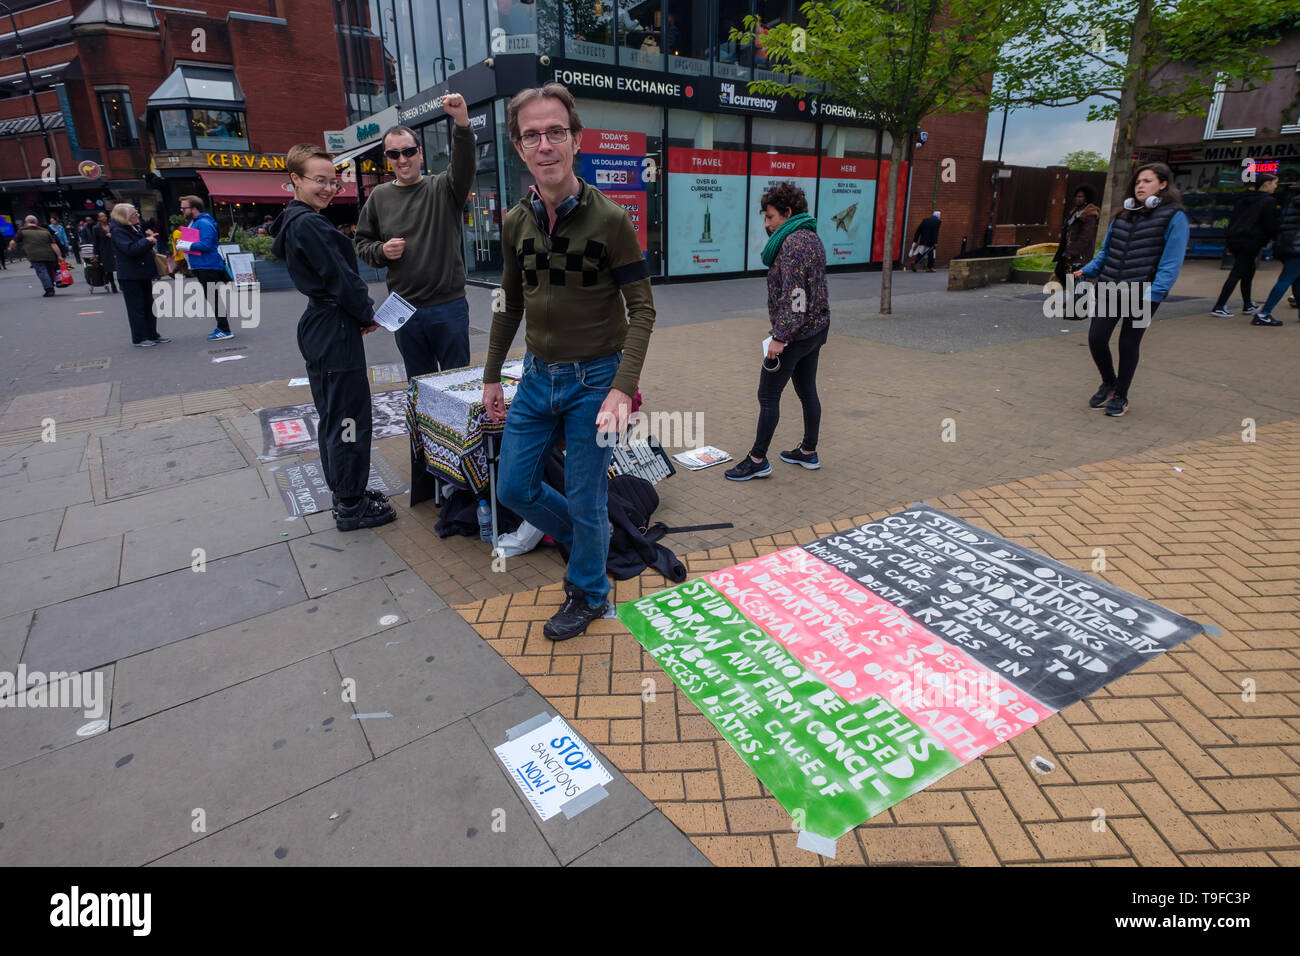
left=530, top=184, right=582, bottom=232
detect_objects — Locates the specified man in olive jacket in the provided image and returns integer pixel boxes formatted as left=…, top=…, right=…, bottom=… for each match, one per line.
left=6, top=216, right=64, bottom=297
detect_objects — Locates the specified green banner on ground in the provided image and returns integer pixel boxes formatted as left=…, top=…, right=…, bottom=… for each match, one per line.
left=619, top=579, right=961, bottom=839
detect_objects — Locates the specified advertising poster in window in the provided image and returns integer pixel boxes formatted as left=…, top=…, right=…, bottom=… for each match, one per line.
left=872, top=160, right=910, bottom=262
left=747, top=153, right=818, bottom=269
left=579, top=128, right=648, bottom=252
left=819, top=157, right=876, bottom=266
left=667, top=147, right=747, bottom=275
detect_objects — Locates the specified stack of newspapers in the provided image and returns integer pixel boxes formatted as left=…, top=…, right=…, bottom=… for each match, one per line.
left=672, top=446, right=733, bottom=471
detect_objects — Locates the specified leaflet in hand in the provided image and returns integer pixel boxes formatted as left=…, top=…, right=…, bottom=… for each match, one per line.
left=761, top=335, right=773, bottom=358
left=672, top=446, right=733, bottom=471
left=372, top=292, right=417, bottom=332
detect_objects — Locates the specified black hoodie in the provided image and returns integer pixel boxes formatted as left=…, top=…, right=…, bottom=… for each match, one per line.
left=1224, top=189, right=1280, bottom=244
left=271, top=200, right=376, bottom=369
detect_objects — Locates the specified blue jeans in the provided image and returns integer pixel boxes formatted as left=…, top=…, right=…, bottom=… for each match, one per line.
left=396, top=296, right=470, bottom=377
left=31, top=260, right=55, bottom=292
left=1260, top=257, right=1300, bottom=315
left=497, top=352, right=619, bottom=607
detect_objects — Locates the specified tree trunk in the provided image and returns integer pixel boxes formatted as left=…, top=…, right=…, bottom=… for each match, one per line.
left=880, top=133, right=905, bottom=315
left=1100, top=0, right=1153, bottom=237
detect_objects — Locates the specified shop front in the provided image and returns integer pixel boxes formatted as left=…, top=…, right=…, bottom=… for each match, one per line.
left=367, top=54, right=906, bottom=285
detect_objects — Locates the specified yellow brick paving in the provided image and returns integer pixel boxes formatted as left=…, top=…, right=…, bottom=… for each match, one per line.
left=454, top=421, right=1300, bottom=866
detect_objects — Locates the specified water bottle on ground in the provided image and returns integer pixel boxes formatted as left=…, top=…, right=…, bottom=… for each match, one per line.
left=477, top=499, right=493, bottom=542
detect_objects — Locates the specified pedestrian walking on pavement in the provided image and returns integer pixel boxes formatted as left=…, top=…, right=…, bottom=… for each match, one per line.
left=6, top=216, right=64, bottom=296
left=354, top=93, right=476, bottom=377
left=726, top=182, right=829, bottom=481
left=271, top=143, right=395, bottom=533
left=1053, top=186, right=1101, bottom=287
left=1210, top=172, right=1279, bottom=318
left=911, top=210, right=941, bottom=271
left=1075, top=162, right=1189, bottom=417
left=47, top=217, right=72, bottom=262
left=92, top=217, right=119, bottom=293
left=110, top=204, right=170, bottom=347
left=1250, top=184, right=1300, bottom=326
left=175, top=196, right=234, bottom=341
left=484, top=83, right=656, bottom=641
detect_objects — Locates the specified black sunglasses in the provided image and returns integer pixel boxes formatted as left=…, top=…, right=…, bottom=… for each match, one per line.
left=385, top=146, right=420, bottom=159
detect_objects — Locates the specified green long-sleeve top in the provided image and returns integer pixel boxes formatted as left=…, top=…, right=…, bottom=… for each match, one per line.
left=485, top=181, right=654, bottom=397
left=354, top=124, right=476, bottom=307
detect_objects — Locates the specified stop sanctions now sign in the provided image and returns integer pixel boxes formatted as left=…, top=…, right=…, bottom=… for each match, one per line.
left=78, top=160, right=102, bottom=180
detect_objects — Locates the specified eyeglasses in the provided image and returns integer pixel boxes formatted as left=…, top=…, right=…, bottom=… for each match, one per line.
left=518, top=127, right=571, bottom=149
left=299, top=175, right=343, bottom=190
left=385, top=146, right=420, bottom=159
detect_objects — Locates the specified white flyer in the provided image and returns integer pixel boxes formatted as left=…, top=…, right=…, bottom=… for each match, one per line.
left=372, top=291, right=416, bottom=332
left=762, top=335, right=773, bottom=358
left=495, top=715, right=612, bottom=822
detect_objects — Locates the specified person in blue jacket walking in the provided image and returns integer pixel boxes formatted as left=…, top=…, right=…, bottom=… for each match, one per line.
left=1074, top=162, right=1189, bottom=418
left=174, top=195, right=233, bottom=341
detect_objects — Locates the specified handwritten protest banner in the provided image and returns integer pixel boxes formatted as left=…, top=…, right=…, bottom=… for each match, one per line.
left=618, top=506, right=1203, bottom=839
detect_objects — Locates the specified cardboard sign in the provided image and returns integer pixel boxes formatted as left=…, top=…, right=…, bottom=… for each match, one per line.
left=495, top=716, right=613, bottom=822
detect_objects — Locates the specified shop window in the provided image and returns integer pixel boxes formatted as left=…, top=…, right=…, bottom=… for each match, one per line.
left=157, top=108, right=191, bottom=150
left=462, top=0, right=489, bottom=66
left=715, top=0, right=752, bottom=79
left=666, top=109, right=748, bottom=276
left=753, top=0, right=789, bottom=81
left=395, top=0, right=418, bottom=100
left=747, top=116, right=817, bottom=268
left=100, top=91, right=138, bottom=149
left=191, top=109, right=248, bottom=151
left=489, top=0, right=539, bottom=54
left=619, top=2, right=664, bottom=70
left=412, top=1, right=446, bottom=87
left=820, top=125, right=878, bottom=266
left=564, top=1, right=615, bottom=64
left=665, top=0, right=708, bottom=75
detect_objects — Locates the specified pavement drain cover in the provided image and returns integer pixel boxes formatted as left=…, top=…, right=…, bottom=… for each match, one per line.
left=54, top=358, right=111, bottom=371
left=208, top=345, right=245, bottom=356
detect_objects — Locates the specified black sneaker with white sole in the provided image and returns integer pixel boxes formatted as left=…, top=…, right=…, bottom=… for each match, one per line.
left=779, top=447, right=821, bottom=469
left=543, top=585, right=611, bottom=641
left=334, top=493, right=396, bottom=531
left=1105, top=394, right=1129, bottom=417
left=724, top=457, right=772, bottom=481
left=1243, top=302, right=1261, bottom=314
left=1089, top=383, right=1115, bottom=409
left=1252, top=313, right=1282, bottom=326
left=1209, top=308, right=1233, bottom=317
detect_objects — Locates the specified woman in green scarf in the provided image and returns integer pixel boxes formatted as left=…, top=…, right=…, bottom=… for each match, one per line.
left=726, top=182, right=831, bottom=481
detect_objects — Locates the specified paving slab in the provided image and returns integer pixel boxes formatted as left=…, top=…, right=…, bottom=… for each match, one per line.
left=111, top=578, right=404, bottom=724
left=0, top=666, right=114, bottom=771
left=0, top=612, right=31, bottom=674
left=0, top=382, right=113, bottom=431
left=150, top=717, right=558, bottom=867
left=23, top=543, right=305, bottom=673
left=0, top=653, right=371, bottom=866
left=120, top=496, right=310, bottom=584
left=289, top=527, right=402, bottom=596
left=101, top=416, right=247, bottom=497
left=0, top=509, right=65, bottom=562
left=383, top=568, right=448, bottom=621
left=15, top=446, right=87, bottom=481
left=0, top=471, right=92, bottom=522
left=332, top=612, right=525, bottom=757
left=469, top=690, right=657, bottom=866
left=0, top=535, right=122, bottom=619
left=570, top=810, right=712, bottom=867
left=57, top=466, right=267, bottom=547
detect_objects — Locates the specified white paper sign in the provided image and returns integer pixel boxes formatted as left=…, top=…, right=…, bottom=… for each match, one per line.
left=372, top=291, right=416, bottom=332
left=495, top=715, right=612, bottom=821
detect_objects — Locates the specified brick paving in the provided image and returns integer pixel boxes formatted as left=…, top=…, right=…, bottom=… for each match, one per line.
left=454, top=418, right=1300, bottom=865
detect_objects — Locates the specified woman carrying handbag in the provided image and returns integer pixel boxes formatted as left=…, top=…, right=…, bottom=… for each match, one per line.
left=110, top=204, right=169, bottom=347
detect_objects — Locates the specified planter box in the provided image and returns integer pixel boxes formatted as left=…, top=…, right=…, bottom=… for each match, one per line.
left=948, top=256, right=1016, bottom=291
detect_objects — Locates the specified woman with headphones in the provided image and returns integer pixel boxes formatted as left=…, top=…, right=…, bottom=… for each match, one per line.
left=1075, top=162, right=1189, bottom=417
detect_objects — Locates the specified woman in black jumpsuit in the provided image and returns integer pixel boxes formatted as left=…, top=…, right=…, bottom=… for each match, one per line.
left=270, top=144, right=395, bottom=531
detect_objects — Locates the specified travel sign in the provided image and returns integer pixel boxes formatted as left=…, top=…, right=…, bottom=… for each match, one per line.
left=618, top=505, right=1203, bottom=840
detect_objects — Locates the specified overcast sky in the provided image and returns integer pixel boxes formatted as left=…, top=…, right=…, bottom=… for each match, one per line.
left=982, top=97, right=1118, bottom=166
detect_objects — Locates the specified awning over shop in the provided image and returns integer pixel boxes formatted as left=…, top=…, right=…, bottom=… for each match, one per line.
left=330, top=140, right=380, bottom=169
left=198, top=170, right=356, bottom=203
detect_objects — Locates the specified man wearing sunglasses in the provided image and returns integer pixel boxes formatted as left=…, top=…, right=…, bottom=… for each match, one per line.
left=355, top=92, right=476, bottom=378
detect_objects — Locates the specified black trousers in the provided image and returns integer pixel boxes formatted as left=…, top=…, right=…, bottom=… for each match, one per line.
left=751, top=325, right=828, bottom=460
left=395, top=297, right=471, bottom=377
left=1088, top=302, right=1159, bottom=400
left=192, top=268, right=231, bottom=332
left=1213, top=242, right=1261, bottom=311
left=120, top=279, right=158, bottom=343
left=306, top=363, right=373, bottom=500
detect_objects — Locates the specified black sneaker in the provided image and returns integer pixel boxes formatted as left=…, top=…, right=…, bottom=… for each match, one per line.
left=1251, top=313, right=1282, bottom=326
left=1088, top=383, right=1115, bottom=409
left=43, top=289, right=55, bottom=297
left=1209, top=307, right=1232, bottom=317
left=724, top=457, right=772, bottom=481
left=1243, top=302, right=1261, bottom=314
left=133, top=340, right=157, bottom=348
left=1105, top=394, right=1129, bottom=417
left=334, top=494, right=396, bottom=531
left=779, top=447, right=821, bottom=470
left=543, top=585, right=610, bottom=641
left=151, top=337, right=172, bottom=344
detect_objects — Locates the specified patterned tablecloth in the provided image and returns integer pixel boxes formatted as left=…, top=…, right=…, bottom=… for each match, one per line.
left=406, top=360, right=523, bottom=495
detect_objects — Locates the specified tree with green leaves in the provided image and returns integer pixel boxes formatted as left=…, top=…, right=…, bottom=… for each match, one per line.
left=1060, top=149, right=1109, bottom=171
left=993, top=0, right=1300, bottom=233
left=738, top=0, right=1031, bottom=314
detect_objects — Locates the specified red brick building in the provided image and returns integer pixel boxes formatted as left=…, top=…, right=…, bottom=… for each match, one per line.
left=0, top=0, right=353, bottom=238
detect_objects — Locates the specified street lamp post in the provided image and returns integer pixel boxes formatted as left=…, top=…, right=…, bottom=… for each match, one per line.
left=1, top=1, right=68, bottom=218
